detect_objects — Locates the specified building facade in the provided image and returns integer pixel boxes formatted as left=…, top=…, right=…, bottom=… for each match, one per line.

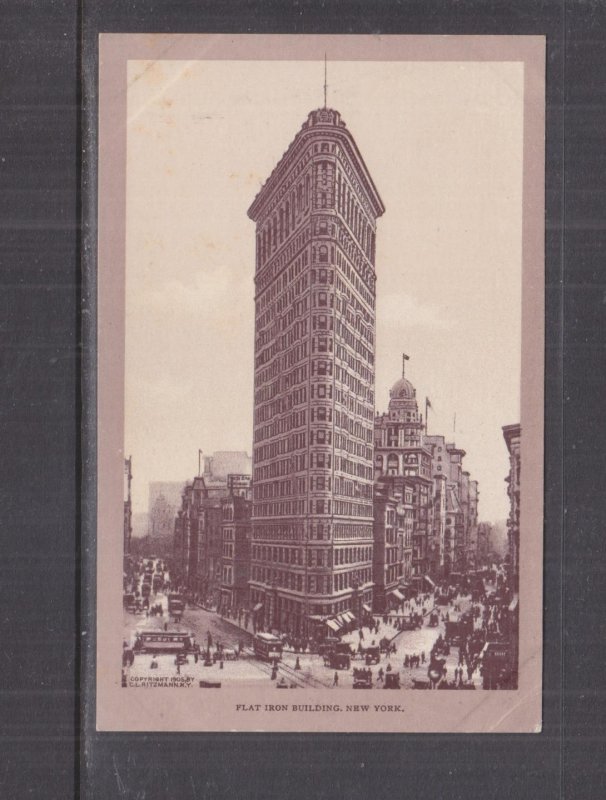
left=374, top=359, right=435, bottom=590
left=502, top=423, right=521, bottom=585
left=247, top=107, right=385, bottom=636
left=220, top=474, right=253, bottom=612
left=173, top=475, right=222, bottom=606
left=372, top=476, right=413, bottom=612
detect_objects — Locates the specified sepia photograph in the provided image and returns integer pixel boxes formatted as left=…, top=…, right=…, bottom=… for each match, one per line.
left=97, top=34, right=544, bottom=731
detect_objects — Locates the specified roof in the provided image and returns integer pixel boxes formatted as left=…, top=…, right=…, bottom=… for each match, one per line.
left=248, top=107, right=385, bottom=222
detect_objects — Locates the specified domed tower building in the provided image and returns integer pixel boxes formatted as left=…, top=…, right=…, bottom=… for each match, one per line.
left=248, top=107, right=384, bottom=637
left=374, top=356, right=435, bottom=604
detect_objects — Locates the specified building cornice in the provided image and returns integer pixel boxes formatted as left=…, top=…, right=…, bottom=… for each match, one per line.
left=248, top=108, right=385, bottom=223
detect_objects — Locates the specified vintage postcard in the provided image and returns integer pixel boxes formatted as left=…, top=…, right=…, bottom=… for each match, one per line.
left=96, top=34, right=544, bottom=732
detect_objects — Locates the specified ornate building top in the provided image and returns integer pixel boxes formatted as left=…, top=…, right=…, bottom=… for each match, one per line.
left=387, top=354, right=420, bottom=419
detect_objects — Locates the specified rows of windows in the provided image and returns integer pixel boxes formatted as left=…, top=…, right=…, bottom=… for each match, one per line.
left=252, top=523, right=306, bottom=541
left=334, top=362, right=373, bottom=398
left=335, top=456, right=373, bottom=481
left=334, top=433, right=372, bottom=458
left=335, top=318, right=373, bottom=366
left=254, top=478, right=293, bottom=500
left=252, top=544, right=304, bottom=565
left=254, top=499, right=308, bottom=517
left=334, top=224, right=375, bottom=305
left=255, top=314, right=308, bottom=357
left=334, top=408, right=372, bottom=442
left=335, top=272, right=374, bottom=319
left=253, top=431, right=306, bottom=463
left=333, top=523, right=372, bottom=540
left=255, top=340, right=308, bottom=381
left=333, top=477, right=372, bottom=500
left=333, top=499, right=373, bottom=518
left=250, top=565, right=373, bottom=595
left=257, top=173, right=311, bottom=269
left=254, top=407, right=307, bottom=443
left=255, top=364, right=307, bottom=405
left=256, top=231, right=310, bottom=300
left=334, top=350, right=373, bottom=386
left=334, top=545, right=372, bottom=565
left=253, top=453, right=307, bottom=482
left=335, top=389, right=375, bottom=418
left=254, top=385, right=307, bottom=424
left=336, top=168, right=375, bottom=259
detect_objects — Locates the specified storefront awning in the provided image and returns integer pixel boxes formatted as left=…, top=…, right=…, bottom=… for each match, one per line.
left=362, top=603, right=372, bottom=613
left=391, top=589, right=405, bottom=601
left=326, top=619, right=341, bottom=633
left=253, top=602, right=263, bottom=612
left=508, top=596, right=519, bottom=613
left=424, top=575, right=436, bottom=588
left=342, top=611, right=355, bottom=623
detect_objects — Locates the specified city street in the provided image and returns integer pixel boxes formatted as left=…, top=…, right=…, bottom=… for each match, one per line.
left=123, top=588, right=485, bottom=690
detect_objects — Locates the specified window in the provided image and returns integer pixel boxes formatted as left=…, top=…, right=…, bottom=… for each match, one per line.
left=319, top=245, right=328, bottom=263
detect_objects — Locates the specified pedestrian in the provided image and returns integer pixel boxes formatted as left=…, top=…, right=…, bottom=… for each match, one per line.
left=421, top=651, right=425, bottom=664
left=219, top=660, right=224, bottom=670
left=377, top=668, right=384, bottom=683
left=386, top=663, right=392, bottom=673
left=164, top=622, right=168, bottom=632
left=404, top=655, right=409, bottom=669
left=295, top=657, right=301, bottom=671
left=333, top=671, right=339, bottom=686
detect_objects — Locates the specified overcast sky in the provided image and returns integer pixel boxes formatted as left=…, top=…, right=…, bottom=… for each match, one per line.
left=125, top=59, right=523, bottom=519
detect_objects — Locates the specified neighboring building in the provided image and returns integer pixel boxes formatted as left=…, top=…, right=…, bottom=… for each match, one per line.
left=466, top=479, right=479, bottom=570
left=174, top=472, right=253, bottom=608
left=151, top=453, right=250, bottom=515
left=149, top=481, right=187, bottom=514
left=147, top=491, right=177, bottom=556
left=124, top=456, right=132, bottom=556
left=202, top=451, right=252, bottom=482
left=247, top=106, right=385, bottom=637
left=374, top=358, right=435, bottom=590
left=476, top=521, right=492, bottom=569
left=220, top=475, right=253, bottom=612
left=502, top=423, right=521, bottom=584
left=372, top=476, right=413, bottom=612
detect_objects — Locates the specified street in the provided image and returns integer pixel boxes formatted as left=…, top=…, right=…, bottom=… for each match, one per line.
left=123, top=588, right=485, bottom=690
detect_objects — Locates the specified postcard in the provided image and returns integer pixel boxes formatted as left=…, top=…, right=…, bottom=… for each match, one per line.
left=96, top=33, right=544, bottom=732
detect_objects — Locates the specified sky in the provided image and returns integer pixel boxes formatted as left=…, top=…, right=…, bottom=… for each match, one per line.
left=125, top=58, right=523, bottom=519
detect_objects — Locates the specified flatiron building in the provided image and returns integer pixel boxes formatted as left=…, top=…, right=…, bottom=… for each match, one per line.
left=247, top=107, right=384, bottom=637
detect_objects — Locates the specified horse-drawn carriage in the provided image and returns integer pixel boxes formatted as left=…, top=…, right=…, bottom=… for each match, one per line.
left=363, top=646, right=381, bottom=665
left=444, top=614, right=473, bottom=646
left=400, top=614, right=422, bottom=631
left=353, top=668, right=373, bottom=689
left=384, top=672, right=400, bottom=689
left=323, top=651, right=351, bottom=670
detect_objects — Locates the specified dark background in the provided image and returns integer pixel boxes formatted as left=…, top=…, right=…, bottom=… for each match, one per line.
left=0, top=0, right=604, bottom=797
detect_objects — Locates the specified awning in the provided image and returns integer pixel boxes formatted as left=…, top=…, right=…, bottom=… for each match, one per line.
left=391, top=589, right=405, bottom=601
left=424, top=575, right=436, bottom=588
left=326, top=619, right=341, bottom=633
left=342, top=611, right=355, bottom=623
left=362, top=603, right=372, bottom=613
left=253, top=602, right=263, bottom=612
left=508, top=596, right=519, bottom=612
